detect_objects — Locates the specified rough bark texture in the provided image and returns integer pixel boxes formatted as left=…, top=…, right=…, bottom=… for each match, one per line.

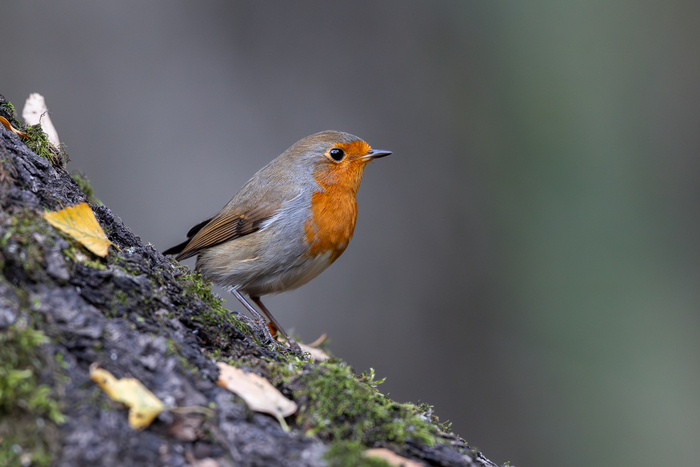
left=0, top=94, right=506, bottom=467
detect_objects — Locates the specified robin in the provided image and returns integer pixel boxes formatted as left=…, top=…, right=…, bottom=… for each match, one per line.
left=164, top=130, right=391, bottom=352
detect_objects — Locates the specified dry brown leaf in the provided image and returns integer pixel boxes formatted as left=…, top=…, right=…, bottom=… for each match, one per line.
left=216, top=362, right=297, bottom=430
left=0, top=115, right=29, bottom=138
left=364, top=448, right=424, bottom=467
left=44, top=202, right=113, bottom=257
left=90, top=364, right=164, bottom=431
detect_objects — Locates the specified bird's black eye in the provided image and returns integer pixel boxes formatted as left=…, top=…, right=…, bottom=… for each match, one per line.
left=329, top=148, right=345, bottom=162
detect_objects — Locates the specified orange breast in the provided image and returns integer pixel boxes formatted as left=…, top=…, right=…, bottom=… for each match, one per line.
left=304, top=155, right=369, bottom=263
left=304, top=186, right=358, bottom=263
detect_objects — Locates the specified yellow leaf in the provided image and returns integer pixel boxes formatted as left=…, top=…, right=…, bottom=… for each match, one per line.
left=90, top=364, right=164, bottom=431
left=216, top=362, right=297, bottom=430
left=44, top=202, right=113, bottom=257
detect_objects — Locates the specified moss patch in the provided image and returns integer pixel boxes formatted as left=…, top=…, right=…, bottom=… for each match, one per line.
left=70, top=171, right=102, bottom=205
left=0, top=210, right=65, bottom=466
left=23, top=124, right=59, bottom=166
left=0, top=320, right=65, bottom=467
left=0, top=98, right=67, bottom=168
left=2, top=211, right=55, bottom=284
left=0, top=101, right=17, bottom=121
left=294, top=362, right=441, bottom=448
left=177, top=270, right=260, bottom=347
left=325, top=440, right=391, bottom=467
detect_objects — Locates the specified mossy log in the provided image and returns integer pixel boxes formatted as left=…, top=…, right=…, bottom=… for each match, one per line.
left=0, top=94, right=506, bottom=467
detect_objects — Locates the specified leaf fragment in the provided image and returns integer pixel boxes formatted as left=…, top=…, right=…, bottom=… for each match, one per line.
left=364, top=448, right=424, bottom=467
left=294, top=334, right=330, bottom=361
left=44, top=202, right=113, bottom=257
left=0, top=115, right=28, bottom=138
left=90, top=364, right=164, bottom=431
left=298, top=342, right=330, bottom=362
left=216, top=362, right=297, bottom=430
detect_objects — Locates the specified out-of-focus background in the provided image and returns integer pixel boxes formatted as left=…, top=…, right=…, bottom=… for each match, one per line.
left=4, top=2, right=700, bottom=466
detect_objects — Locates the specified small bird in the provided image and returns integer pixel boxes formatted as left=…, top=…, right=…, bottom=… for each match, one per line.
left=163, top=130, right=391, bottom=351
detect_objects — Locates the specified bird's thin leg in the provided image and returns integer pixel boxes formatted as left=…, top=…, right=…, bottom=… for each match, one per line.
left=230, top=288, right=278, bottom=348
left=250, top=296, right=301, bottom=353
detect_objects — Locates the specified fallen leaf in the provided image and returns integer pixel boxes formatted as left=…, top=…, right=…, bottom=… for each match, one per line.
left=297, top=333, right=330, bottom=361
left=44, top=202, right=113, bottom=257
left=216, top=362, right=297, bottom=430
left=90, top=364, right=164, bottom=431
left=0, top=115, right=28, bottom=138
left=364, top=448, right=424, bottom=467
left=298, top=342, right=330, bottom=362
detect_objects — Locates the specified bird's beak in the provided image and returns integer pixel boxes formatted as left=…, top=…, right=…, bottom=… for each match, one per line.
left=362, top=149, right=392, bottom=160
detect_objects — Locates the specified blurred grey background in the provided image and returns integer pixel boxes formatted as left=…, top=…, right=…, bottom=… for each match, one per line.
left=4, top=2, right=700, bottom=466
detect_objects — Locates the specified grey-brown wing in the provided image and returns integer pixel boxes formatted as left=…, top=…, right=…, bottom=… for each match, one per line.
left=167, top=203, right=275, bottom=260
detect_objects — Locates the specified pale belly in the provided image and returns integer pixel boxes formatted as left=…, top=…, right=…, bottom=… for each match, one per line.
left=195, top=224, right=336, bottom=297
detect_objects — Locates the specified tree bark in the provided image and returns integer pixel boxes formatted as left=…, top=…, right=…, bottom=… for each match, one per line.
left=0, top=94, right=506, bottom=467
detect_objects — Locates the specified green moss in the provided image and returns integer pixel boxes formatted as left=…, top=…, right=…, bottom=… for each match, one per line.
left=166, top=338, right=199, bottom=376
left=0, top=209, right=65, bottom=464
left=110, top=254, right=147, bottom=277
left=53, top=352, right=69, bottom=371
left=324, top=440, right=391, bottom=467
left=0, top=321, right=65, bottom=467
left=3, top=211, right=54, bottom=282
left=179, top=270, right=221, bottom=306
left=23, top=124, right=68, bottom=168
left=59, top=241, right=108, bottom=272
left=0, top=324, right=57, bottom=417
left=1, top=101, right=17, bottom=118
left=82, top=259, right=107, bottom=271
left=70, top=171, right=102, bottom=205
left=115, top=289, right=129, bottom=304
left=294, top=361, right=440, bottom=448
left=106, top=286, right=156, bottom=322
left=177, top=270, right=261, bottom=346
left=0, top=231, right=11, bottom=249
left=0, top=101, right=22, bottom=132
left=266, top=354, right=310, bottom=385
